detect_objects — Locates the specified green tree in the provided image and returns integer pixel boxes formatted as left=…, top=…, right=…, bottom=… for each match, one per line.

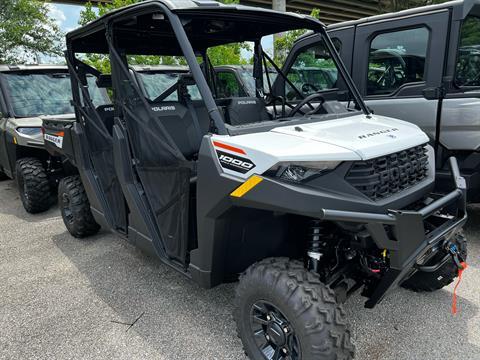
left=0, top=0, right=63, bottom=64
left=273, top=9, right=321, bottom=66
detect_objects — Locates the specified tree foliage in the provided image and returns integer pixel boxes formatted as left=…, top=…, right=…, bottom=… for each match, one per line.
left=273, top=9, right=320, bottom=66
left=0, top=0, right=63, bottom=64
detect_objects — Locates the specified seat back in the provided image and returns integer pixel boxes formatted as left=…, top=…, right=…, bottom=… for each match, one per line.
left=95, top=104, right=115, bottom=134
left=223, top=97, right=270, bottom=126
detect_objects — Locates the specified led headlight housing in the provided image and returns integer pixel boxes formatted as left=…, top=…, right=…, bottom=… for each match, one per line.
left=267, top=161, right=341, bottom=183
left=16, top=127, right=42, bottom=136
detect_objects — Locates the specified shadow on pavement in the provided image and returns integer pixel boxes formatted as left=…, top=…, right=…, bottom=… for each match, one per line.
left=52, top=212, right=480, bottom=360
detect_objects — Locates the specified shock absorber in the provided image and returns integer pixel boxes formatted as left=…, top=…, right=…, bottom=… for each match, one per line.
left=307, top=220, right=326, bottom=273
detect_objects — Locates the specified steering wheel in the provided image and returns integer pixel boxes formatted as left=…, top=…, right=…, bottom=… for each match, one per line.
left=288, top=93, right=326, bottom=117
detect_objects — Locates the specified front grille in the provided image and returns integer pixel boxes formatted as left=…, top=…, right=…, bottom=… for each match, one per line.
left=345, top=145, right=429, bottom=200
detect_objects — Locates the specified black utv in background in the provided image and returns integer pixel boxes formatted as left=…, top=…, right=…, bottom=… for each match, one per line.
left=291, top=0, right=480, bottom=202
left=45, top=1, right=468, bottom=359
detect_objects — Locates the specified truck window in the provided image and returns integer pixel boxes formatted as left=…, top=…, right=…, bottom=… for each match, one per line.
left=285, top=39, right=341, bottom=101
left=216, top=71, right=247, bottom=98
left=367, top=27, right=429, bottom=96
left=456, top=16, right=480, bottom=87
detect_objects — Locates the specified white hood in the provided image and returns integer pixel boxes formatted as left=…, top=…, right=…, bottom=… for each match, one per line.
left=271, top=114, right=429, bottom=160
left=212, top=114, right=430, bottom=179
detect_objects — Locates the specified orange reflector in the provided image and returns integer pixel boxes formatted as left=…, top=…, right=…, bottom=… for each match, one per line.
left=13, top=137, right=17, bottom=145
left=230, top=175, right=263, bottom=198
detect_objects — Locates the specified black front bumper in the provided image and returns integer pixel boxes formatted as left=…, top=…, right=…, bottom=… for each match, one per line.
left=319, top=157, right=467, bottom=308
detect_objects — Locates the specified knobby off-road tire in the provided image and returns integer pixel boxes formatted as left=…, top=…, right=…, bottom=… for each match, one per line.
left=58, top=175, right=100, bottom=238
left=402, top=231, right=467, bottom=292
left=234, top=258, right=355, bottom=360
left=15, top=157, right=51, bottom=213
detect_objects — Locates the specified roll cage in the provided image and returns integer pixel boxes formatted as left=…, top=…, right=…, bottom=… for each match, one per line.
left=66, top=0, right=369, bottom=134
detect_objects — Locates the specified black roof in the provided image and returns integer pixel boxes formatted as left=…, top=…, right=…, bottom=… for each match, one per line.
left=67, top=0, right=324, bottom=55
left=328, top=0, right=480, bottom=30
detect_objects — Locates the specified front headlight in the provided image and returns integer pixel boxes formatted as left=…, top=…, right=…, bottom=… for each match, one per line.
left=267, top=161, right=341, bottom=183
left=16, top=127, right=42, bottom=136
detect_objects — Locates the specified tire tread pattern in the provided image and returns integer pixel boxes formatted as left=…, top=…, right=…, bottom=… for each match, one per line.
left=59, top=175, right=100, bottom=238
left=16, top=157, right=51, bottom=213
left=234, top=257, right=355, bottom=360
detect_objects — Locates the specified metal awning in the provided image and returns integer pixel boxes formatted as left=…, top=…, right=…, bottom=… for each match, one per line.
left=241, top=0, right=381, bottom=24
left=54, top=0, right=381, bottom=24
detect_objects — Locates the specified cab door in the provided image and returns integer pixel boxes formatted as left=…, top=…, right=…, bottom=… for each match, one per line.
left=352, top=10, right=450, bottom=140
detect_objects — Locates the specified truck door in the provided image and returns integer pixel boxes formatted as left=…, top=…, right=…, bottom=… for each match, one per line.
left=352, top=10, right=450, bottom=141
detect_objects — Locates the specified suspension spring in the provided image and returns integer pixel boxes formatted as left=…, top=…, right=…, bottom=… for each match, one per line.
left=307, top=220, right=327, bottom=273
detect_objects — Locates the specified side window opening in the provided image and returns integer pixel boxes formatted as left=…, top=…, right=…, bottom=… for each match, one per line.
left=136, top=69, right=202, bottom=102
left=367, top=27, right=429, bottom=96
left=455, top=15, right=480, bottom=87
left=216, top=71, right=246, bottom=98
left=285, top=38, right=341, bottom=101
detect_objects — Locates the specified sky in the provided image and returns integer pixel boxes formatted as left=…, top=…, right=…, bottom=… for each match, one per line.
left=48, top=3, right=83, bottom=34
left=41, top=3, right=83, bottom=63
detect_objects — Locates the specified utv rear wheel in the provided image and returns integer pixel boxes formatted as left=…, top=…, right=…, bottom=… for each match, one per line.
left=402, top=231, right=467, bottom=292
left=15, top=158, right=51, bottom=213
left=234, top=258, right=355, bottom=360
left=59, top=175, right=100, bottom=238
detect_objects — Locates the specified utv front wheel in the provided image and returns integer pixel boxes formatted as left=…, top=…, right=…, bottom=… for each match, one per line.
left=59, top=175, right=100, bottom=238
left=15, top=157, right=51, bottom=213
left=402, top=231, right=467, bottom=292
left=234, top=258, right=354, bottom=360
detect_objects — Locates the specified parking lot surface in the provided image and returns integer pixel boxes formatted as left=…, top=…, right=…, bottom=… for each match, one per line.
left=0, top=178, right=478, bottom=360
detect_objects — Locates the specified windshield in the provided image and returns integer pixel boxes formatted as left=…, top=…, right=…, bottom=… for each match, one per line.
left=136, top=71, right=201, bottom=101
left=456, top=15, right=480, bottom=87
left=284, top=38, right=342, bottom=100
left=2, top=72, right=107, bottom=117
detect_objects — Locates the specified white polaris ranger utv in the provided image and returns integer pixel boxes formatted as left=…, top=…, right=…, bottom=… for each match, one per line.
left=46, top=1, right=467, bottom=359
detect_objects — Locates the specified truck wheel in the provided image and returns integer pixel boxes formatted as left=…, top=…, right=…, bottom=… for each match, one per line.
left=58, top=175, right=100, bottom=238
left=15, top=158, right=51, bottom=213
left=402, top=231, right=467, bottom=292
left=234, top=258, right=355, bottom=360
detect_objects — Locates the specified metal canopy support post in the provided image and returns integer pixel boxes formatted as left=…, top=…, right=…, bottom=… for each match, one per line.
left=272, top=0, right=286, bottom=12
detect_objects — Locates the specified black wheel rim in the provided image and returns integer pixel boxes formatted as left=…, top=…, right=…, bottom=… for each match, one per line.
left=62, top=193, right=74, bottom=224
left=250, top=301, right=301, bottom=360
